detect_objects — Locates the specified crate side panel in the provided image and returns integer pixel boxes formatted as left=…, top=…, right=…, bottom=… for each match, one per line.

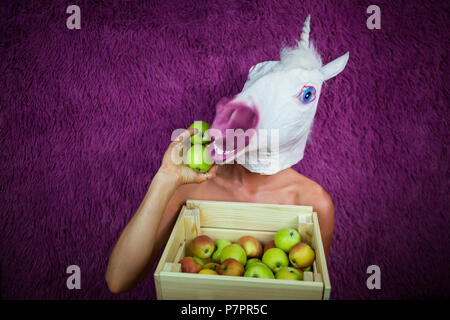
left=311, top=212, right=331, bottom=300
left=155, top=206, right=187, bottom=275
left=187, top=200, right=313, bottom=213
left=191, top=203, right=311, bottom=232
left=159, top=273, right=323, bottom=300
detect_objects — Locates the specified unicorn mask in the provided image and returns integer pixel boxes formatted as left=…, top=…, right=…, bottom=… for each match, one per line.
left=208, top=15, right=349, bottom=174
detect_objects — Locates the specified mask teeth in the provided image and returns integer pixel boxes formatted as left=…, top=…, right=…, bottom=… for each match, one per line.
left=213, top=142, right=235, bottom=156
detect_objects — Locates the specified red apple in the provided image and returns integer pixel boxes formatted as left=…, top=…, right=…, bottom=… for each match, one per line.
left=190, top=235, right=215, bottom=259
left=263, top=240, right=275, bottom=253
left=237, top=236, right=263, bottom=258
left=218, top=258, right=244, bottom=276
left=179, top=257, right=203, bottom=273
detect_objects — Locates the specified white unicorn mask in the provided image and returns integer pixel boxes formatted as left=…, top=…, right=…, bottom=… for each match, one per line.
left=208, top=15, right=349, bottom=174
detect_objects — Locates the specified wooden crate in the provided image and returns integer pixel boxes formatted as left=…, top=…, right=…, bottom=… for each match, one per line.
left=154, top=200, right=331, bottom=300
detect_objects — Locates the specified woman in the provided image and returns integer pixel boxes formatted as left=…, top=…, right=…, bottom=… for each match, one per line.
left=105, top=128, right=334, bottom=294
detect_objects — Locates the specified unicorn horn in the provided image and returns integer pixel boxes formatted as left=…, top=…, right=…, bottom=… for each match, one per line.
left=300, top=14, right=311, bottom=48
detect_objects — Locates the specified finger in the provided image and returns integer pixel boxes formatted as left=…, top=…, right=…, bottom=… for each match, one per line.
left=170, top=128, right=197, bottom=155
left=206, top=164, right=218, bottom=178
left=174, top=128, right=197, bottom=143
left=195, top=165, right=217, bottom=183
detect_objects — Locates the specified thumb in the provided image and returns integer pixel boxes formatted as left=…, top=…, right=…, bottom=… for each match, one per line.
left=195, top=164, right=218, bottom=183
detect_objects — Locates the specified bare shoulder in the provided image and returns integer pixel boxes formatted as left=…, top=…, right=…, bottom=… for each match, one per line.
left=285, top=169, right=334, bottom=214
left=285, top=169, right=335, bottom=257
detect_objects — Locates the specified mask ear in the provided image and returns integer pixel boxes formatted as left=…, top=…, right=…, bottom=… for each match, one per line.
left=248, top=61, right=278, bottom=77
left=320, top=52, right=349, bottom=81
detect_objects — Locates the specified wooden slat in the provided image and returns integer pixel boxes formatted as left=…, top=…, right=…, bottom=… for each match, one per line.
left=163, top=262, right=182, bottom=273
left=312, top=260, right=321, bottom=282
left=313, top=273, right=323, bottom=283
left=154, top=205, right=187, bottom=299
left=173, top=241, right=186, bottom=264
left=171, top=263, right=181, bottom=272
left=303, top=271, right=314, bottom=282
left=311, top=212, right=331, bottom=300
left=186, top=200, right=312, bottom=232
left=163, top=263, right=173, bottom=272
left=298, top=215, right=313, bottom=245
left=159, top=272, right=323, bottom=300
left=183, top=208, right=200, bottom=256
left=313, top=261, right=318, bottom=274
left=187, top=199, right=313, bottom=214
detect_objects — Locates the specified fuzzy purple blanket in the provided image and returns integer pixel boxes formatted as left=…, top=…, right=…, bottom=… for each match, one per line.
left=0, top=0, right=448, bottom=299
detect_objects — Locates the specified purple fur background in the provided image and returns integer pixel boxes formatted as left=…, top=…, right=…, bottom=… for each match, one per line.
left=0, top=0, right=448, bottom=299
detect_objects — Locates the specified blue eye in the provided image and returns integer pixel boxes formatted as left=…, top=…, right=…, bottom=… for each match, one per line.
left=298, top=86, right=316, bottom=104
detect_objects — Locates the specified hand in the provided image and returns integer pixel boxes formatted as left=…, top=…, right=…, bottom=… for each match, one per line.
left=158, top=128, right=217, bottom=185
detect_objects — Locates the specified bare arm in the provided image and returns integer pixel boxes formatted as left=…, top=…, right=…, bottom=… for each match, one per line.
left=314, top=189, right=335, bottom=259
left=105, top=129, right=216, bottom=293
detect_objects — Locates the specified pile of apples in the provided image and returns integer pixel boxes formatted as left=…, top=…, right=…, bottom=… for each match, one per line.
left=186, top=121, right=213, bottom=173
left=179, top=228, right=315, bottom=281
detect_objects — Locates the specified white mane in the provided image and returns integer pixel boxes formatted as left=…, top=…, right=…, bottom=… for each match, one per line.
left=277, top=42, right=323, bottom=71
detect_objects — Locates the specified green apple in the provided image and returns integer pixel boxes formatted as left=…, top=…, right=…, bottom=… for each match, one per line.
left=186, top=144, right=214, bottom=173
left=262, top=248, right=289, bottom=273
left=246, top=262, right=268, bottom=272
left=244, top=263, right=275, bottom=279
left=274, top=228, right=301, bottom=252
left=275, top=267, right=303, bottom=280
left=220, top=244, right=247, bottom=265
left=189, top=121, right=211, bottom=144
left=245, top=258, right=262, bottom=270
left=212, top=239, right=232, bottom=262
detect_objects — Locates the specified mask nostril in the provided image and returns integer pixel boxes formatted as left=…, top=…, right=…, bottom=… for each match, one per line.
left=225, top=105, right=259, bottom=131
